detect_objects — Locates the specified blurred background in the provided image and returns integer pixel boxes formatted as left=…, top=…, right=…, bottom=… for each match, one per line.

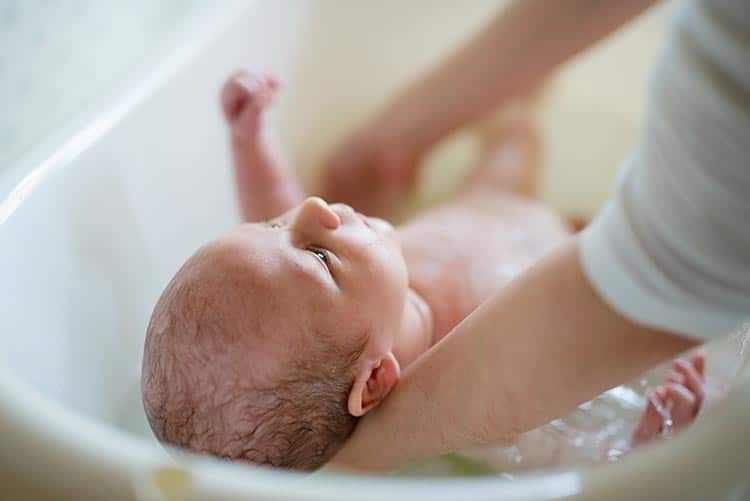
left=0, top=0, right=206, bottom=171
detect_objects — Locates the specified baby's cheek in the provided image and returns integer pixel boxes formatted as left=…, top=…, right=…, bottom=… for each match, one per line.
left=381, top=263, right=409, bottom=316
left=351, top=239, right=408, bottom=310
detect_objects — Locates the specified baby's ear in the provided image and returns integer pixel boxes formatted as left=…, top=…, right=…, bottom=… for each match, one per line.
left=347, top=352, right=400, bottom=417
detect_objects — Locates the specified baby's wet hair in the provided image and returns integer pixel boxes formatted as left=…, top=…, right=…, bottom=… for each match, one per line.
left=141, top=255, right=369, bottom=470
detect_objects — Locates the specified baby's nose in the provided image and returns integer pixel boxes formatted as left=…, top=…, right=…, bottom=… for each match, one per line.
left=293, top=197, right=341, bottom=232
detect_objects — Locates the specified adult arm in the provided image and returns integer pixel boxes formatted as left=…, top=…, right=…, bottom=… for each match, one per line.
left=378, top=0, right=658, bottom=152
left=331, top=239, right=696, bottom=471
left=320, top=0, right=658, bottom=213
left=331, top=0, right=750, bottom=472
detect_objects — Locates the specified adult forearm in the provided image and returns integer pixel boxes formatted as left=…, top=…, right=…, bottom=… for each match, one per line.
left=331, top=239, right=695, bottom=471
left=383, top=0, right=657, bottom=152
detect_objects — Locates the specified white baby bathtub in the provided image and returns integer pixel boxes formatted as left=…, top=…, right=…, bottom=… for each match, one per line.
left=1, top=1, right=749, bottom=499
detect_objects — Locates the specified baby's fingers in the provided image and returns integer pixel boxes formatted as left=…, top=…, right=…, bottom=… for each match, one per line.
left=221, top=75, right=249, bottom=122
left=221, top=71, right=279, bottom=123
left=673, top=358, right=705, bottom=406
left=632, top=387, right=667, bottom=445
left=665, top=383, right=698, bottom=428
left=691, top=352, right=706, bottom=377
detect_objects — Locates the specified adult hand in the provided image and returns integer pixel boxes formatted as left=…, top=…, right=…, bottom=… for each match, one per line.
left=318, top=119, right=424, bottom=219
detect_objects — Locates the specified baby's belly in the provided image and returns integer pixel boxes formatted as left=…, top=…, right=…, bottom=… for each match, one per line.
left=401, top=195, right=570, bottom=339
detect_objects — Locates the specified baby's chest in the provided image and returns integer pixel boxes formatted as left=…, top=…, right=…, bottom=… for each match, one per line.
left=405, top=223, right=535, bottom=298
left=400, top=210, right=549, bottom=334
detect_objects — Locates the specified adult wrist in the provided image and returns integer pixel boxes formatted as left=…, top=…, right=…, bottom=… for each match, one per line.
left=370, top=103, right=439, bottom=160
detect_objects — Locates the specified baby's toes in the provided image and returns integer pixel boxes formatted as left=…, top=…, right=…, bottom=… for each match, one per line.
left=665, top=383, right=698, bottom=428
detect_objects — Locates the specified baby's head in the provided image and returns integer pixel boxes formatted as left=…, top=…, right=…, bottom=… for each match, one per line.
left=142, top=197, right=407, bottom=469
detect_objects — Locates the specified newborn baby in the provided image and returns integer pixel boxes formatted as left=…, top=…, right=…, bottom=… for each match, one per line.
left=141, top=70, right=705, bottom=470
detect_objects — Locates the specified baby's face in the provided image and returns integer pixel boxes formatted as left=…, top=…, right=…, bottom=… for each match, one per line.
left=217, top=197, right=408, bottom=355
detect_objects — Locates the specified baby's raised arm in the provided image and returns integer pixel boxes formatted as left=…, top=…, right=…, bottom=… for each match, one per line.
left=221, top=70, right=304, bottom=221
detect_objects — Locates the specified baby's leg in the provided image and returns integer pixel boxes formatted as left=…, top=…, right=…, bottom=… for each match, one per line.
left=632, top=353, right=706, bottom=446
left=461, top=98, right=590, bottom=233
left=221, top=70, right=304, bottom=221
left=461, top=101, right=541, bottom=199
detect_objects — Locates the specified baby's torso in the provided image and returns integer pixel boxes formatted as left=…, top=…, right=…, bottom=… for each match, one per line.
left=398, top=191, right=570, bottom=342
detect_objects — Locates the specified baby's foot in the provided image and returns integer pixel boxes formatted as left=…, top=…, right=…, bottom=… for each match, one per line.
left=632, top=353, right=706, bottom=446
left=221, top=70, right=303, bottom=221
